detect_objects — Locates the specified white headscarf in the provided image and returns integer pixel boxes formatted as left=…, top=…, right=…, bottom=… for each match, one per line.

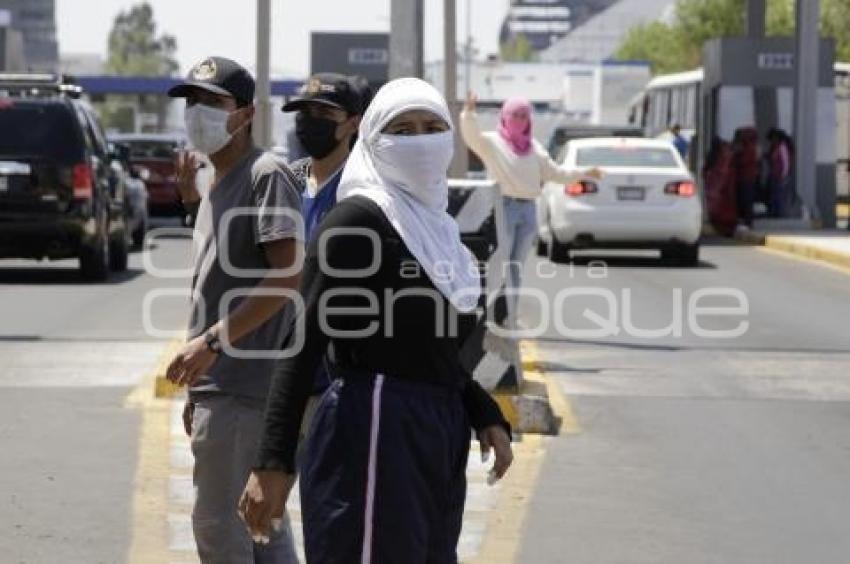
left=337, top=78, right=481, bottom=313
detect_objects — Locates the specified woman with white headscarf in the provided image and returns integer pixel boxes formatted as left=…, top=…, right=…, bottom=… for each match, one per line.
left=239, top=78, right=513, bottom=563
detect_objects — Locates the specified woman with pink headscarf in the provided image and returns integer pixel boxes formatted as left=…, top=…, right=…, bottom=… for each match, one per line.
left=460, top=92, right=600, bottom=318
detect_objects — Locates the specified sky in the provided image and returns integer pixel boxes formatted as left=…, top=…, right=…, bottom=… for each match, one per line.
left=56, top=0, right=512, bottom=77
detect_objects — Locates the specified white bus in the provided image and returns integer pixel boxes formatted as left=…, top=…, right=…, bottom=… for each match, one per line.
left=629, top=64, right=850, bottom=201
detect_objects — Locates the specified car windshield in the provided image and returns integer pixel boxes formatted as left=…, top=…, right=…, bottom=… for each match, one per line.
left=575, top=146, right=680, bottom=168
left=121, top=140, right=180, bottom=160
left=0, top=101, right=83, bottom=163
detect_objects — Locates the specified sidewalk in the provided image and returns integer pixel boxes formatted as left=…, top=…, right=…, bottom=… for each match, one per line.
left=735, top=227, right=850, bottom=271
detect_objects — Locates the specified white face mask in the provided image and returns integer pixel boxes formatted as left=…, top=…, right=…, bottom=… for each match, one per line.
left=372, top=131, right=454, bottom=210
left=185, top=104, right=243, bottom=155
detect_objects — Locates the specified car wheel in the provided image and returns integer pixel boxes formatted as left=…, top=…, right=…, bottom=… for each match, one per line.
left=109, top=226, right=129, bottom=272
left=549, top=237, right=571, bottom=264
left=662, top=243, right=699, bottom=267
left=79, top=224, right=109, bottom=282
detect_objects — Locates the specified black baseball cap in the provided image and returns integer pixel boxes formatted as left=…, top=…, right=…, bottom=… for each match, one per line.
left=168, top=56, right=255, bottom=107
left=282, top=73, right=362, bottom=115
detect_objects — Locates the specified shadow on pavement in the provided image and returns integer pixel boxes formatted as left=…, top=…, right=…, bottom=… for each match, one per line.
left=0, top=266, right=146, bottom=285
left=568, top=255, right=718, bottom=270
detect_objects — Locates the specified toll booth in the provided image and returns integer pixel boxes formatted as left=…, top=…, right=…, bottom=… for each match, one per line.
left=700, top=37, right=837, bottom=226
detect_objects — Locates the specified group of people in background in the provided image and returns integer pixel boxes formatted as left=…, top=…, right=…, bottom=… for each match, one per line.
left=159, top=52, right=603, bottom=563
left=703, top=125, right=796, bottom=236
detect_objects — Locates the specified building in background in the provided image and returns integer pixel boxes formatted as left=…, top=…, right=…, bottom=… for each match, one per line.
left=0, top=0, right=58, bottom=72
left=499, top=0, right=617, bottom=55
left=0, top=9, right=25, bottom=71
left=59, top=53, right=105, bottom=76
left=427, top=59, right=649, bottom=121
left=540, top=0, right=675, bottom=63
left=310, top=32, right=389, bottom=86
left=425, top=58, right=650, bottom=146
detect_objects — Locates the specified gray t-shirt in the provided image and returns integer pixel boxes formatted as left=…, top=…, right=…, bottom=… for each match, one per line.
left=188, top=148, right=302, bottom=400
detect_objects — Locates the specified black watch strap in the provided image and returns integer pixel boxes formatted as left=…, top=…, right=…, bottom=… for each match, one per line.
left=204, top=331, right=222, bottom=353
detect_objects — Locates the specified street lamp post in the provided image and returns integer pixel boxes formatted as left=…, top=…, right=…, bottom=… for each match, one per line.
left=254, top=0, right=273, bottom=149
left=794, top=0, right=820, bottom=224
left=445, top=0, right=468, bottom=177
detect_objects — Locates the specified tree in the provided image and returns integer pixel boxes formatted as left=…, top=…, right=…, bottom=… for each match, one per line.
left=105, top=2, right=178, bottom=76
left=614, top=0, right=850, bottom=75
left=500, top=34, right=536, bottom=63
left=99, top=3, right=178, bottom=132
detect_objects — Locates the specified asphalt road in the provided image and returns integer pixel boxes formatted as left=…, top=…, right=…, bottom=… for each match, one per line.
left=517, top=241, right=850, bottom=563
left=3, top=233, right=849, bottom=563
left=0, top=225, right=192, bottom=564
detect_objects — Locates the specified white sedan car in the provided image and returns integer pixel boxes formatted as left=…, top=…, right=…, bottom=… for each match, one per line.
left=537, top=137, right=703, bottom=265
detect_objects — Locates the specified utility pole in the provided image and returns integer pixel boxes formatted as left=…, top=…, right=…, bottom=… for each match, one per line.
left=793, top=0, right=820, bottom=224
left=445, top=0, right=468, bottom=177
left=254, top=0, right=273, bottom=149
left=389, top=0, right=424, bottom=79
left=464, top=0, right=472, bottom=96
left=745, top=0, right=765, bottom=38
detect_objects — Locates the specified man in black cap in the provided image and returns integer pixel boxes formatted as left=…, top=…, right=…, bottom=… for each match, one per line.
left=285, top=73, right=371, bottom=242
left=280, top=74, right=370, bottom=422
left=164, top=56, right=301, bottom=564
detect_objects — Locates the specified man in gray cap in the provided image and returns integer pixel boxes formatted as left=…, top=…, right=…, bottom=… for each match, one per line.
left=164, top=56, right=301, bottom=564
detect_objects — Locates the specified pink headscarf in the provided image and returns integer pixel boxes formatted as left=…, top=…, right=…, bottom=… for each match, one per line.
left=498, top=97, right=532, bottom=156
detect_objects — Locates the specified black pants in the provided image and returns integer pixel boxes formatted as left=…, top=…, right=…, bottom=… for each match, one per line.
left=299, top=372, right=470, bottom=564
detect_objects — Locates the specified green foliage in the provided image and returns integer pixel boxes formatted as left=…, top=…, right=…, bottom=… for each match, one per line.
left=99, top=3, right=177, bottom=132
left=614, top=0, right=850, bottom=75
left=614, top=22, right=695, bottom=75
left=500, top=34, right=536, bottom=62
left=105, top=2, right=178, bottom=77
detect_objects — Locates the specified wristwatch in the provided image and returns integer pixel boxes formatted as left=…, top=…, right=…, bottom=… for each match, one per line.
left=204, top=330, right=223, bottom=354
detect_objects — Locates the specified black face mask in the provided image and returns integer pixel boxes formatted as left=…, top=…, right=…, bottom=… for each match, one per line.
left=296, top=112, right=343, bottom=159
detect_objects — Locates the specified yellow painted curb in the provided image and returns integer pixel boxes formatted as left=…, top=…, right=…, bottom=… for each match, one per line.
left=490, top=340, right=581, bottom=436
left=124, top=339, right=186, bottom=563
left=764, top=236, right=850, bottom=271
left=471, top=434, right=547, bottom=564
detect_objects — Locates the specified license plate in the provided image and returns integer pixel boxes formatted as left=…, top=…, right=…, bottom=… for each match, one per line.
left=617, top=186, right=645, bottom=201
left=0, top=176, right=7, bottom=192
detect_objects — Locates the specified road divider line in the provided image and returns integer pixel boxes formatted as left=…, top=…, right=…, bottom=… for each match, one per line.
left=125, top=339, right=183, bottom=563
left=472, top=434, right=547, bottom=564
left=473, top=338, right=580, bottom=562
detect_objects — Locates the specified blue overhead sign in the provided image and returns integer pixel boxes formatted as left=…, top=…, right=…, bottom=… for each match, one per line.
left=72, top=75, right=303, bottom=97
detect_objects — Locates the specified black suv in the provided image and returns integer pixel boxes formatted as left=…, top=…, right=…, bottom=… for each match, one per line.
left=0, top=74, right=128, bottom=280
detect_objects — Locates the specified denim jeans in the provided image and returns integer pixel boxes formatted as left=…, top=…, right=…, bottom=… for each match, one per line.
left=502, top=196, right=538, bottom=314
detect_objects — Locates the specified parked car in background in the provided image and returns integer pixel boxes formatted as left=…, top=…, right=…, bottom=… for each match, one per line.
left=0, top=73, right=128, bottom=280
left=107, top=141, right=148, bottom=249
left=537, top=137, right=703, bottom=266
left=546, top=124, right=644, bottom=160
left=108, top=133, right=186, bottom=221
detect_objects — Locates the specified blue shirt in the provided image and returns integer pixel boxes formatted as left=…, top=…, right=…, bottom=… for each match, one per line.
left=302, top=167, right=343, bottom=242
left=295, top=161, right=345, bottom=394
left=672, top=134, right=689, bottom=159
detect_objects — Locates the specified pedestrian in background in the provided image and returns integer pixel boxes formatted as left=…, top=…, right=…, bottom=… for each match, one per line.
left=703, top=136, right=738, bottom=236
left=164, top=56, right=302, bottom=564
left=731, top=126, right=759, bottom=228
left=239, top=77, right=513, bottom=563
left=459, top=92, right=600, bottom=320
left=766, top=128, right=794, bottom=217
left=669, top=123, right=689, bottom=159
